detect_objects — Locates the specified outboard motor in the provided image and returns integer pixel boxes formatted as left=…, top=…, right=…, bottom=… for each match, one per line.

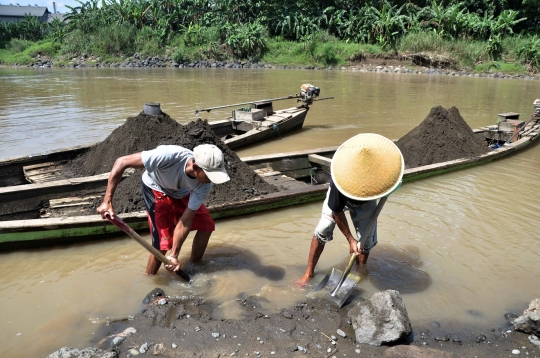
left=299, top=84, right=320, bottom=104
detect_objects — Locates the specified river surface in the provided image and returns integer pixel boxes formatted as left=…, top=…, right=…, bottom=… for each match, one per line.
left=0, top=67, right=539, bottom=357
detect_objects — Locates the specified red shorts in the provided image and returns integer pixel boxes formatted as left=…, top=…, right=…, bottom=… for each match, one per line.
left=142, top=185, right=215, bottom=251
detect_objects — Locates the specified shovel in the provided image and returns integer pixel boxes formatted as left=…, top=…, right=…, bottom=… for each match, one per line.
left=309, top=196, right=388, bottom=308
left=105, top=212, right=192, bottom=282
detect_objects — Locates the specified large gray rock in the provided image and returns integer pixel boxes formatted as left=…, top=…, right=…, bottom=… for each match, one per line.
left=348, top=290, right=412, bottom=346
left=513, top=298, right=540, bottom=334
left=47, top=347, right=117, bottom=358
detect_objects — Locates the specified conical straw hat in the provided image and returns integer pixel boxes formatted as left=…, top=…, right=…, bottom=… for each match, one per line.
left=331, top=133, right=404, bottom=200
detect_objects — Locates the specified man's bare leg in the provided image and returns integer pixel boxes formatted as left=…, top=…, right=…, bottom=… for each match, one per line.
left=297, top=235, right=325, bottom=286
left=359, top=250, right=370, bottom=264
left=191, top=231, right=211, bottom=262
left=146, top=249, right=167, bottom=275
left=355, top=250, right=370, bottom=265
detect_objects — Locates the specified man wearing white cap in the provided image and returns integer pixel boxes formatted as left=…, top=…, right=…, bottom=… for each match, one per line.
left=97, top=144, right=230, bottom=275
left=298, top=133, right=404, bottom=286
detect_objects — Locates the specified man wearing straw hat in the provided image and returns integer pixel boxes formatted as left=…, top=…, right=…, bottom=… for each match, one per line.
left=298, top=133, right=404, bottom=286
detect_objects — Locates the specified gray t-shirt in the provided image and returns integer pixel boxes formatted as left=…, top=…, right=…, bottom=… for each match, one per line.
left=141, top=145, right=212, bottom=210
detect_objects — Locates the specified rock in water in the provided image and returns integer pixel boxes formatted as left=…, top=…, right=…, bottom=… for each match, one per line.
left=347, top=290, right=412, bottom=346
left=513, top=298, right=540, bottom=335
left=47, top=347, right=117, bottom=358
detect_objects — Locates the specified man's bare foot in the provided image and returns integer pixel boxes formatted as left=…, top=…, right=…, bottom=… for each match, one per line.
left=355, top=264, right=369, bottom=276
left=295, top=273, right=313, bottom=287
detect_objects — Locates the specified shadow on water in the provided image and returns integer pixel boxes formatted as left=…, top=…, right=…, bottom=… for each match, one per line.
left=189, top=244, right=286, bottom=281
left=303, top=244, right=431, bottom=309
left=367, top=244, right=432, bottom=294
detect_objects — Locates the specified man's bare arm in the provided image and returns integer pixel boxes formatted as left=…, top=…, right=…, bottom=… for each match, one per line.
left=97, top=152, right=144, bottom=218
left=165, top=208, right=197, bottom=272
left=334, top=211, right=360, bottom=255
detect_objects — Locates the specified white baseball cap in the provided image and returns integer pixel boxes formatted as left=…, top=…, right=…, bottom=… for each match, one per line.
left=193, top=144, right=230, bottom=184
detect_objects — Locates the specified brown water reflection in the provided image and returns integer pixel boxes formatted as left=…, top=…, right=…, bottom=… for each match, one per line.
left=0, top=68, right=539, bottom=357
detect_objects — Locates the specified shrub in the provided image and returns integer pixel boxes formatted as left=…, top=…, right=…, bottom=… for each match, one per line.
left=3, top=51, right=33, bottom=65
left=224, top=21, right=268, bottom=60
left=9, top=38, right=32, bottom=53
left=135, top=26, right=164, bottom=55
left=93, top=24, right=136, bottom=56
left=516, top=36, right=540, bottom=72
left=305, top=31, right=340, bottom=66
left=61, top=29, right=93, bottom=55
left=26, top=41, right=61, bottom=57
left=398, top=31, right=445, bottom=53
left=171, top=43, right=191, bottom=63
left=487, top=34, right=503, bottom=61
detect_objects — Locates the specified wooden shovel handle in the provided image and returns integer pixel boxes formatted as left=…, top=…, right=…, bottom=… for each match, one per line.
left=105, top=212, right=191, bottom=282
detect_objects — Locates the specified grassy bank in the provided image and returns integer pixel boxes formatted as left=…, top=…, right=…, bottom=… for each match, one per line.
left=1, top=31, right=539, bottom=75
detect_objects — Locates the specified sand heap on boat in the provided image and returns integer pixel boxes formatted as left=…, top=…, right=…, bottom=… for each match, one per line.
left=64, top=112, right=277, bottom=214
left=396, top=106, right=490, bottom=169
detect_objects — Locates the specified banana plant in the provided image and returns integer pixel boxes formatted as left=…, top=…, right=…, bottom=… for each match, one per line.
left=369, top=1, right=409, bottom=51
left=491, top=10, right=526, bottom=37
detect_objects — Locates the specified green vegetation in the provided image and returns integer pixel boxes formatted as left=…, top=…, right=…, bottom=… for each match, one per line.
left=1, top=0, right=540, bottom=72
left=0, top=40, right=60, bottom=65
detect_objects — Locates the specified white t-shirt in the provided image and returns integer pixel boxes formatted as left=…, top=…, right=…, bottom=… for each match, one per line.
left=141, top=145, right=212, bottom=210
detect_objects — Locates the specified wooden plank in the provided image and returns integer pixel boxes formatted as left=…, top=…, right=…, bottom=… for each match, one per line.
left=280, top=168, right=312, bottom=179
left=254, top=169, right=282, bottom=177
left=474, top=127, right=490, bottom=133
left=48, top=202, right=93, bottom=209
left=49, top=195, right=99, bottom=207
left=308, top=154, right=332, bottom=167
left=0, top=143, right=95, bottom=167
left=0, top=172, right=111, bottom=196
left=241, top=146, right=338, bottom=164
left=26, top=172, right=66, bottom=184
left=23, top=161, right=64, bottom=171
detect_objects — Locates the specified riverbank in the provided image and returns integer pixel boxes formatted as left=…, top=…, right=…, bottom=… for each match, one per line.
left=5, top=52, right=540, bottom=82
left=48, top=287, right=538, bottom=358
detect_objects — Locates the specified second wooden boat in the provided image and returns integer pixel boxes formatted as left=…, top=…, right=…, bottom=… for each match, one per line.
left=1, top=110, right=538, bottom=251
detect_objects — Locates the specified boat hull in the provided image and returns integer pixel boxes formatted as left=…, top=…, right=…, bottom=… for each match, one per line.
left=1, top=118, right=539, bottom=250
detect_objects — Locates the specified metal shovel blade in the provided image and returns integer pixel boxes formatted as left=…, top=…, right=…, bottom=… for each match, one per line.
left=309, top=267, right=361, bottom=308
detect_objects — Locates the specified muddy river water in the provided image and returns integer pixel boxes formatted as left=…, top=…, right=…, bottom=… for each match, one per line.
left=0, top=67, right=539, bottom=357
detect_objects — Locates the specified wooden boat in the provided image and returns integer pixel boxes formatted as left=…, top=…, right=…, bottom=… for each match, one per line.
left=0, top=83, right=332, bottom=187
left=207, top=103, right=309, bottom=150
left=0, top=105, right=308, bottom=187
left=0, top=113, right=538, bottom=251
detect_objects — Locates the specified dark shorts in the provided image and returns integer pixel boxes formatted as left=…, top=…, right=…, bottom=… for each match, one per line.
left=142, top=183, right=215, bottom=251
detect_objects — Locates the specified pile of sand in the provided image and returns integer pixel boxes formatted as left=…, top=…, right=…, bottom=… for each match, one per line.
left=396, top=106, right=490, bottom=168
left=64, top=112, right=277, bottom=213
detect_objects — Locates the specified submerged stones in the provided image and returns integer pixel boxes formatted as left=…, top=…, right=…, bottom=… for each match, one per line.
left=396, top=106, right=490, bottom=169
